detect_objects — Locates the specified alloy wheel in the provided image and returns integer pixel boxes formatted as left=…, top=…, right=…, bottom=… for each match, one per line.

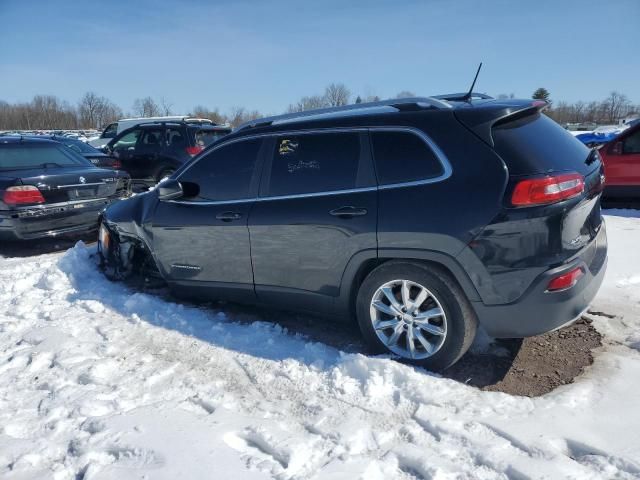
left=369, top=279, right=447, bottom=359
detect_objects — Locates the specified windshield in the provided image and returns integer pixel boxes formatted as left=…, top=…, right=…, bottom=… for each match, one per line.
left=0, top=144, right=92, bottom=170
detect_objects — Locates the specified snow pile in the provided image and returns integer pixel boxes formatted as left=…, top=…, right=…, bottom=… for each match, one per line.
left=0, top=213, right=639, bottom=479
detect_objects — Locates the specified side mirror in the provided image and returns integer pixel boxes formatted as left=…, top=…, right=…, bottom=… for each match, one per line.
left=157, top=179, right=184, bottom=201
left=612, top=141, right=623, bottom=156
left=100, top=145, right=110, bottom=153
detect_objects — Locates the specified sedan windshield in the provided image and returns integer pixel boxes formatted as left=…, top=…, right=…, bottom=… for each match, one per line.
left=0, top=144, right=92, bottom=170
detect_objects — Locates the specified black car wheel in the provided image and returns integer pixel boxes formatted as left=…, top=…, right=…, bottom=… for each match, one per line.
left=356, top=261, right=477, bottom=371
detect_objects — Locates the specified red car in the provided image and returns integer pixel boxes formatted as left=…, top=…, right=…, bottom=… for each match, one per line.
left=599, top=122, right=640, bottom=197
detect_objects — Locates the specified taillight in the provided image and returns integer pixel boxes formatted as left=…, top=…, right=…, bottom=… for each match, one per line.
left=186, top=146, right=203, bottom=156
left=111, top=159, right=122, bottom=169
left=547, top=267, right=584, bottom=292
left=511, top=173, right=584, bottom=207
left=3, top=185, right=46, bottom=206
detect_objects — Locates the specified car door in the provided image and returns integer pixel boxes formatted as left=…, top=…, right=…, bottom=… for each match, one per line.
left=150, top=137, right=267, bottom=302
left=248, top=130, right=377, bottom=314
left=110, top=128, right=143, bottom=177
left=136, top=127, right=165, bottom=181
left=603, top=127, right=640, bottom=187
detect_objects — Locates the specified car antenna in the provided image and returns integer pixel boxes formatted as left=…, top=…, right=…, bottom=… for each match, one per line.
left=461, top=62, right=483, bottom=102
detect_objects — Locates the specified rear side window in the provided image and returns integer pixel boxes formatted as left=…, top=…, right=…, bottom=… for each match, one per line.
left=492, top=113, right=593, bottom=175
left=371, top=131, right=444, bottom=185
left=179, top=139, right=262, bottom=201
left=265, top=132, right=364, bottom=197
left=166, top=128, right=186, bottom=149
left=194, top=129, right=230, bottom=147
left=139, top=129, right=164, bottom=152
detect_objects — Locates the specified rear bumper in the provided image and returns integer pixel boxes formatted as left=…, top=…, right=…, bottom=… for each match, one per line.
left=0, top=198, right=118, bottom=240
left=473, top=223, right=608, bottom=338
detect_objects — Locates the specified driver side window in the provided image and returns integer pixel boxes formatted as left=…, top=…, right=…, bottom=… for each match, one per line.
left=112, top=129, right=141, bottom=152
left=178, top=139, right=263, bottom=202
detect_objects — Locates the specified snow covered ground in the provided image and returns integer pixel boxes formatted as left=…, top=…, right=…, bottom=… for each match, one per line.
left=0, top=212, right=639, bottom=480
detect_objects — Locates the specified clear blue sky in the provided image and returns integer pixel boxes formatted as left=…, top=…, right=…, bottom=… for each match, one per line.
left=1, top=0, right=638, bottom=115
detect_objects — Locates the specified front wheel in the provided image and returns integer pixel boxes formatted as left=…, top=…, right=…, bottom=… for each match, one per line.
left=356, top=262, right=477, bottom=371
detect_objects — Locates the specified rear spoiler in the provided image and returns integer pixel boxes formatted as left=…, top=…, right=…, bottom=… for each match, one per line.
left=454, top=100, right=548, bottom=147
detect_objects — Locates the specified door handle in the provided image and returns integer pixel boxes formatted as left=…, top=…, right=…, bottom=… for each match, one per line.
left=216, top=211, right=243, bottom=222
left=329, top=206, right=368, bottom=218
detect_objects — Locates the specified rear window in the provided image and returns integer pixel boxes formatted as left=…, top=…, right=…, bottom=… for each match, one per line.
left=0, top=144, right=91, bottom=170
left=194, top=129, right=231, bottom=147
left=492, top=113, right=594, bottom=176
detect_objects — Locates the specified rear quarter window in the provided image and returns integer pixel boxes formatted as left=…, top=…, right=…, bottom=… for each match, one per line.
left=371, top=130, right=444, bottom=185
left=194, top=129, right=231, bottom=147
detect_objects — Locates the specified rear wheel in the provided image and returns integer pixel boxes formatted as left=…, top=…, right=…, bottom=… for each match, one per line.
left=356, top=262, right=477, bottom=371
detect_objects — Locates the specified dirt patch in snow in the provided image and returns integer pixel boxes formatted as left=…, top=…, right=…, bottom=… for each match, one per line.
left=448, top=317, right=602, bottom=396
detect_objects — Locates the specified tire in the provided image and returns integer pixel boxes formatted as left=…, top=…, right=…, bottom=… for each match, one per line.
left=356, top=261, right=477, bottom=371
left=155, top=167, right=175, bottom=184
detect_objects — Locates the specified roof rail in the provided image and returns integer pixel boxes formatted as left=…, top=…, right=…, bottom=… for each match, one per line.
left=235, top=97, right=451, bottom=132
left=432, top=92, right=494, bottom=101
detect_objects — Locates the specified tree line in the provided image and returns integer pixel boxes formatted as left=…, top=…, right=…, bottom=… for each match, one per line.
left=1, top=85, right=637, bottom=131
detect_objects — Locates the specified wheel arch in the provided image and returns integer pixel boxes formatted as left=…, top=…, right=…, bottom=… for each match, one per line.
left=337, top=248, right=481, bottom=321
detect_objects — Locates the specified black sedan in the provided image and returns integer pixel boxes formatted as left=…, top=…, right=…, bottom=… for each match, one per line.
left=0, top=136, right=131, bottom=240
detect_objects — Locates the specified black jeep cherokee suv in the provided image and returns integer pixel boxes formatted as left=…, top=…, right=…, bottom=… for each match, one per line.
left=104, top=121, right=231, bottom=187
left=98, top=96, right=607, bottom=370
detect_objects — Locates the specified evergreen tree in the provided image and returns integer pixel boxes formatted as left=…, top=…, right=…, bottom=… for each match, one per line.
left=532, top=87, right=551, bottom=103
left=355, top=96, right=362, bottom=104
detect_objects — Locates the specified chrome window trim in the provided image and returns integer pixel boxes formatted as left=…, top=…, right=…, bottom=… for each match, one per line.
left=167, top=197, right=257, bottom=206
left=369, top=126, right=452, bottom=190
left=170, top=126, right=452, bottom=206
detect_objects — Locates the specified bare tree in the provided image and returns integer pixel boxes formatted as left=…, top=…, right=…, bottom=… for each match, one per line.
left=132, top=97, right=161, bottom=117
left=287, top=95, right=328, bottom=113
left=324, top=83, right=351, bottom=107
left=226, top=107, right=262, bottom=127
left=602, top=91, right=631, bottom=123
left=191, top=105, right=225, bottom=124
left=159, top=97, right=173, bottom=116
left=78, top=92, right=103, bottom=127
left=78, top=92, right=122, bottom=128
